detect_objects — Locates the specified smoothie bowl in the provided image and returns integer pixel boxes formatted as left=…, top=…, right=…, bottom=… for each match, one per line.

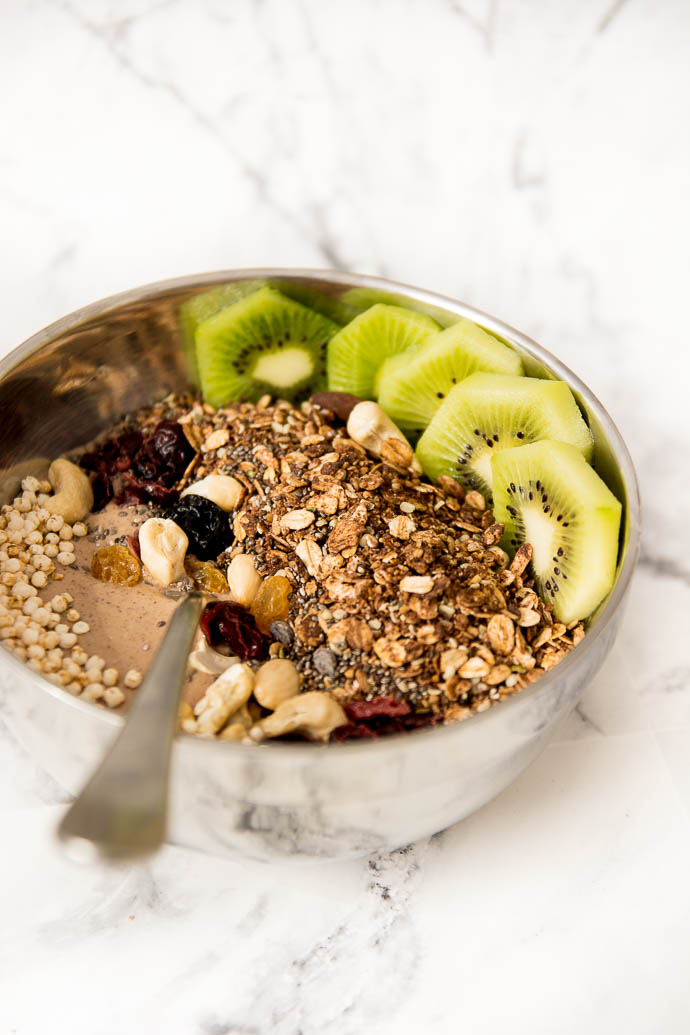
left=0, top=270, right=640, bottom=861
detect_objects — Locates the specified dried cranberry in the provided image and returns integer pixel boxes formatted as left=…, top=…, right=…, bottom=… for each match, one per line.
left=119, top=475, right=179, bottom=508
left=125, top=532, right=141, bottom=560
left=168, top=495, right=232, bottom=560
left=149, top=421, right=195, bottom=477
left=201, top=601, right=268, bottom=661
left=331, top=700, right=439, bottom=742
left=345, top=696, right=410, bottom=721
left=331, top=722, right=378, bottom=742
left=91, top=472, right=113, bottom=512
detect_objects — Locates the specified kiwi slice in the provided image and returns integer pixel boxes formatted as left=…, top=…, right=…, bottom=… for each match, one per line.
left=492, top=440, right=622, bottom=623
left=340, top=287, right=459, bottom=328
left=377, top=319, right=524, bottom=434
left=195, top=286, right=340, bottom=408
left=179, top=281, right=267, bottom=385
left=415, top=372, right=593, bottom=498
left=327, top=304, right=439, bottom=398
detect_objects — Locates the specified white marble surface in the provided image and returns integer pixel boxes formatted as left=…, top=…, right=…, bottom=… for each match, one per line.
left=1, top=0, right=689, bottom=1032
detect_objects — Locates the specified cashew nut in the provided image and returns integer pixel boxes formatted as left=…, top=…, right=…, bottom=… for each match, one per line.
left=227, top=553, right=263, bottom=607
left=194, top=662, right=254, bottom=735
left=189, top=636, right=239, bottom=675
left=253, top=658, right=301, bottom=710
left=181, top=474, right=244, bottom=512
left=249, top=691, right=346, bottom=743
left=346, top=402, right=421, bottom=473
left=45, top=458, right=93, bottom=524
left=139, top=517, right=188, bottom=587
left=219, top=703, right=253, bottom=741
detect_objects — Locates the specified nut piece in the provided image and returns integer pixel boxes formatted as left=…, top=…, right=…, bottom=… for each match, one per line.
left=203, top=429, right=230, bottom=451
left=182, top=474, right=244, bottom=512
left=388, top=515, right=415, bottom=540
left=45, top=459, right=93, bottom=524
left=227, top=553, right=263, bottom=607
left=510, top=542, right=533, bottom=576
left=295, top=538, right=323, bottom=578
left=400, top=575, right=434, bottom=594
left=253, top=658, right=301, bottom=710
left=194, top=662, right=254, bottom=735
left=189, top=638, right=240, bottom=675
left=280, top=509, right=315, bottom=532
left=139, top=517, right=188, bottom=587
left=250, top=691, right=346, bottom=743
left=486, top=613, right=515, bottom=655
left=346, top=402, right=421, bottom=473
left=219, top=704, right=253, bottom=741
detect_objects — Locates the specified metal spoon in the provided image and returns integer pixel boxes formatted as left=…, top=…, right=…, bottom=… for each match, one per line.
left=57, top=591, right=205, bottom=861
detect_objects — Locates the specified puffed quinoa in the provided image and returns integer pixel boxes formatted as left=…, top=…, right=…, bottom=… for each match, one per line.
left=56, top=552, right=75, bottom=565
left=104, top=686, right=125, bottom=708
left=123, top=668, right=143, bottom=689
left=102, top=668, right=119, bottom=687
left=66, top=608, right=80, bottom=623
left=72, top=621, right=89, bottom=635
left=82, top=683, right=105, bottom=702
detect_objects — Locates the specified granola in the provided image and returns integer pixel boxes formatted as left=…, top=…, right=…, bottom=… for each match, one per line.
left=0, top=391, right=584, bottom=742
left=106, top=392, right=583, bottom=732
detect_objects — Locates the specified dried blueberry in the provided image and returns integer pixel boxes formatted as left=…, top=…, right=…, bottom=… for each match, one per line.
left=168, top=494, right=232, bottom=560
left=200, top=601, right=268, bottom=661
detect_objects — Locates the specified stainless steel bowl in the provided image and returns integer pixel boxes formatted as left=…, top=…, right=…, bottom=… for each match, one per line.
left=0, top=270, right=641, bottom=861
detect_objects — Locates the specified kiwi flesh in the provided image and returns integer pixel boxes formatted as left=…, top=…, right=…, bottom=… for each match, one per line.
left=195, top=286, right=340, bottom=408
left=340, top=287, right=459, bottom=328
left=179, top=281, right=267, bottom=385
left=492, top=440, right=622, bottom=623
left=327, top=304, right=439, bottom=397
left=377, top=319, right=524, bottom=434
left=415, top=372, right=593, bottom=498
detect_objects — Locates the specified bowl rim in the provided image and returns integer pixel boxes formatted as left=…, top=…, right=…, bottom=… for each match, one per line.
left=0, top=267, right=642, bottom=760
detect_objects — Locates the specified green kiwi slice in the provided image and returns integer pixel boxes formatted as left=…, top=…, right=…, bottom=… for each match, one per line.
left=377, top=319, right=524, bottom=434
left=415, top=372, right=593, bottom=498
left=195, top=286, right=340, bottom=408
left=179, top=281, right=267, bottom=385
left=492, top=440, right=622, bottom=623
left=327, top=304, right=439, bottom=398
left=340, top=287, right=459, bottom=328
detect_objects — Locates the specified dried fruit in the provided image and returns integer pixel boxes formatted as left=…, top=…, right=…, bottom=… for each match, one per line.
left=309, top=391, right=363, bottom=422
left=346, top=696, right=410, bottom=720
left=80, top=423, right=193, bottom=509
left=185, top=558, right=229, bottom=595
left=137, top=420, right=195, bottom=481
left=200, top=601, right=268, bottom=661
left=90, top=544, right=141, bottom=586
left=168, top=495, right=232, bottom=560
left=250, top=575, right=293, bottom=634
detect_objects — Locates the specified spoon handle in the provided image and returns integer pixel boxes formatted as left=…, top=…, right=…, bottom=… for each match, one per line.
left=57, top=592, right=205, bottom=861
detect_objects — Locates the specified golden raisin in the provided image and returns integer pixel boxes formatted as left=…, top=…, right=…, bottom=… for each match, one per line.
left=250, top=575, right=293, bottom=633
left=90, top=544, right=141, bottom=586
left=185, top=558, right=229, bottom=595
